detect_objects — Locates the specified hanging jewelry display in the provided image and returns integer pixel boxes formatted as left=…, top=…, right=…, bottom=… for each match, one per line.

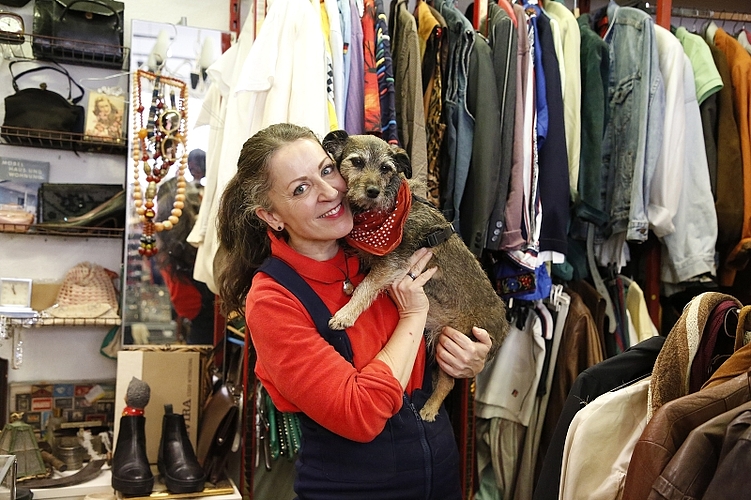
left=131, top=69, right=189, bottom=257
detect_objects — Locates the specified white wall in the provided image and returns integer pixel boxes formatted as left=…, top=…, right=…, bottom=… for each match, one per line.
left=0, top=1, right=233, bottom=385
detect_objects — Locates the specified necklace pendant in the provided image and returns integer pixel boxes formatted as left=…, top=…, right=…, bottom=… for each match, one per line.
left=343, top=279, right=354, bottom=296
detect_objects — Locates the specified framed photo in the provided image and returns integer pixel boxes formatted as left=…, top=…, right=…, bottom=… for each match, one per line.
left=15, top=393, right=30, bottom=412
left=84, top=91, right=125, bottom=142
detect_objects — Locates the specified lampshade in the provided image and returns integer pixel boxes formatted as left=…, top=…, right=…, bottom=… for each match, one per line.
left=0, top=417, right=46, bottom=480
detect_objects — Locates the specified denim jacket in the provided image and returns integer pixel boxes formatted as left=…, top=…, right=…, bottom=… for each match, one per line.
left=435, top=0, right=475, bottom=232
left=601, top=6, right=665, bottom=242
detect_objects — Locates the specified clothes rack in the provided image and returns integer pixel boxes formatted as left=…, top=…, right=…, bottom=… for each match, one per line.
left=649, top=6, right=751, bottom=23
left=623, top=0, right=751, bottom=344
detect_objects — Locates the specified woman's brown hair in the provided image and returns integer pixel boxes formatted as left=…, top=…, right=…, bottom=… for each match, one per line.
left=216, top=123, right=319, bottom=316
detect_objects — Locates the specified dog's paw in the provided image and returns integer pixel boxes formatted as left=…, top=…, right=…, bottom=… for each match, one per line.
left=419, top=405, right=439, bottom=422
left=328, top=313, right=355, bottom=330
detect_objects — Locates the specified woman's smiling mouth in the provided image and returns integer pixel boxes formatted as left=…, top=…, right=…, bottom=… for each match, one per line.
left=319, top=203, right=343, bottom=218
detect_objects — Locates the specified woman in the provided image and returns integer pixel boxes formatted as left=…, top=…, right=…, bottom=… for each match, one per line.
left=155, top=178, right=215, bottom=345
left=86, top=96, right=123, bottom=139
left=217, top=123, right=491, bottom=499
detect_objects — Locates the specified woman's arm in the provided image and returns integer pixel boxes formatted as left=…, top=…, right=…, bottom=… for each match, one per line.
left=375, top=248, right=436, bottom=388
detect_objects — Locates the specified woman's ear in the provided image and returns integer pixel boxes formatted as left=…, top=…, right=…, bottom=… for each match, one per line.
left=255, top=207, right=282, bottom=229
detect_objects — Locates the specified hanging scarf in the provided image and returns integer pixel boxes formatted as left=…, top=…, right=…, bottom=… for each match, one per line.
left=346, top=179, right=412, bottom=256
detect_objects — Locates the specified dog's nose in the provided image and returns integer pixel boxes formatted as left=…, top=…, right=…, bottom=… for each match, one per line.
left=366, top=186, right=380, bottom=199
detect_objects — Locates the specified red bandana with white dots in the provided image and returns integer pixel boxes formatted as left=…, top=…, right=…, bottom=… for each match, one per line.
left=346, top=179, right=412, bottom=256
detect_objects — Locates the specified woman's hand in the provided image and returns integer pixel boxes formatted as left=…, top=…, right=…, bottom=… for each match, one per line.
left=436, top=326, right=492, bottom=379
left=388, top=247, right=437, bottom=319
left=378, top=248, right=438, bottom=388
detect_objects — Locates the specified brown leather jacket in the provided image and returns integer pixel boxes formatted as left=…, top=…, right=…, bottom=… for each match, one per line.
left=703, top=409, right=751, bottom=499
left=649, top=400, right=751, bottom=499
left=621, top=369, right=751, bottom=500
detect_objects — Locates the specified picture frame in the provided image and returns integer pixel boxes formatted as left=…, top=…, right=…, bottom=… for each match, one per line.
left=84, top=91, right=125, bottom=142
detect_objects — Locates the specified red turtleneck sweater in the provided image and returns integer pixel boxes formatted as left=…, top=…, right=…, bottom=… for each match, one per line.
left=246, top=234, right=427, bottom=443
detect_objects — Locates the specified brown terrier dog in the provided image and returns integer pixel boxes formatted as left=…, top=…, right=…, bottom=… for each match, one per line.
left=322, top=130, right=508, bottom=421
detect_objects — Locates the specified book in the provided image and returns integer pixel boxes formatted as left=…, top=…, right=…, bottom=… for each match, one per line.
left=0, top=156, right=50, bottom=224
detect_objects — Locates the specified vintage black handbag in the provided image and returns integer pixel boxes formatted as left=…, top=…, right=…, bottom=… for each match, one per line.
left=37, top=183, right=124, bottom=227
left=1, top=63, right=85, bottom=140
left=32, top=0, right=125, bottom=68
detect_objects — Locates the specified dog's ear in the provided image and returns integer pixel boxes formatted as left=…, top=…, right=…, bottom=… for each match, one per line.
left=391, top=145, right=412, bottom=179
left=322, top=129, right=349, bottom=160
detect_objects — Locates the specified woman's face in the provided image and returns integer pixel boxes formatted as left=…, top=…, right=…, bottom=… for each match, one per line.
left=96, top=100, right=111, bottom=117
left=257, top=138, right=352, bottom=260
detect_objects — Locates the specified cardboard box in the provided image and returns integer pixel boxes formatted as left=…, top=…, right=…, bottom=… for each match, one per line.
left=114, top=350, right=201, bottom=464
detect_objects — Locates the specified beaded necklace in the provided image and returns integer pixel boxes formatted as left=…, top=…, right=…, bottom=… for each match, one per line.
left=131, top=69, right=189, bottom=256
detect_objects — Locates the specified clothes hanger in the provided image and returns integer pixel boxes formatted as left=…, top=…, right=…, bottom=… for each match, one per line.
left=690, top=16, right=699, bottom=34
left=724, top=306, right=740, bottom=340
left=609, top=372, right=651, bottom=393
left=705, top=19, right=719, bottom=44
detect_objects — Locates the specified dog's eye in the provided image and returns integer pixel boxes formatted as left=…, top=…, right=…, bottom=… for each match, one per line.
left=351, top=157, right=364, bottom=169
left=380, top=164, right=391, bottom=174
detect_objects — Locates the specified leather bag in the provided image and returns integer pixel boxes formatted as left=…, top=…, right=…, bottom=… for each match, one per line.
left=37, top=183, right=123, bottom=226
left=197, top=340, right=242, bottom=484
left=32, top=0, right=125, bottom=68
left=2, top=62, right=85, bottom=138
left=198, top=385, right=239, bottom=483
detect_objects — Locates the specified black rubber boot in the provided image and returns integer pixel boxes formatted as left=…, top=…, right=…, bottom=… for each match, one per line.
left=111, top=415, right=154, bottom=496
left=158, top=404, right=206, bottom=493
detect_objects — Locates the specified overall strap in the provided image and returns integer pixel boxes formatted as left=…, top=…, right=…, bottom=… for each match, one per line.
left=257, top=257, right=354, bottom=365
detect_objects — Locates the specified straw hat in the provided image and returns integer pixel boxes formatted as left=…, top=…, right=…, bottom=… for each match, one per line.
left=43, top=262, right=119, bottom=319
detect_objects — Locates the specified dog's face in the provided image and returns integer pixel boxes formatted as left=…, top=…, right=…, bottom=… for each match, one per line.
left=322, top=130, right=412, bottom=213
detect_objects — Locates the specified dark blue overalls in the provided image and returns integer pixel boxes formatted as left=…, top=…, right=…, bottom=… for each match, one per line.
left=258, top=257, right=461, bottom=500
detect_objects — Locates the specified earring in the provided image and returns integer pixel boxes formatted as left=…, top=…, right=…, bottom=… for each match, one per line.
left=277, top=225, right=283, bottom=231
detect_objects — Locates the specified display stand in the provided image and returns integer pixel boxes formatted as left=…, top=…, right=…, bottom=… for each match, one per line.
left=30, top=469, right=241, bottom=500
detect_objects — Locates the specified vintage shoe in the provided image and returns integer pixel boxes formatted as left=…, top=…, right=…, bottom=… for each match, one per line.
left=158, top=404, right=206, bottom=493
left=112, top=377, right=154, bottom=496
left=111, top=414, right=154, bottom=496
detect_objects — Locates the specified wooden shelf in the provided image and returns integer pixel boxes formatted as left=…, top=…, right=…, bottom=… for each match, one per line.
left=1, top=315, right=121, bottom=327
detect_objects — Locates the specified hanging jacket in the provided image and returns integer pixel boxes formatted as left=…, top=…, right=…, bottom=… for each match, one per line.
left=702, top=408, right=751, bottom=499
left=622, top=369, right=751, bottom=500
left=712, top=28, right=751, bottom=284
left=601, top=6, right=664, bottom=242
left=484, top=2, right=517, bottom=251
left=650, top=400, right=751, bottom=500
left=533, top=335, right=666, bottom=500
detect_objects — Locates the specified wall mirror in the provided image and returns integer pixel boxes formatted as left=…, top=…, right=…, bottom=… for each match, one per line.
left=122, top=20, right=231, bottom=346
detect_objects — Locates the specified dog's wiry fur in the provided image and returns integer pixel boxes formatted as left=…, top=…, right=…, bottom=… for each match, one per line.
left=323, top=130, right=508, bottom=421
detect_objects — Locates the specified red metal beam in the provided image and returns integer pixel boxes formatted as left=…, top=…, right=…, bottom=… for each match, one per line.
left=655, top=0, right=672, bottom=28
left=229, top=0, right=241, bottom=37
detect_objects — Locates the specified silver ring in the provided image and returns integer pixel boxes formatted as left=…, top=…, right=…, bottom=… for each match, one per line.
left=407, top=271, right=418, bottom=280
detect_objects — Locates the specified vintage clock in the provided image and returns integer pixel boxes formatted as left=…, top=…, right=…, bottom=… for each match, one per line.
left=0, top=12, right=24, bottom=45
left=0, top=278, right=32, bottom=311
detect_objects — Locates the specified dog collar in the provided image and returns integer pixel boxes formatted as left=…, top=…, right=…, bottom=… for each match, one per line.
left=419, top=223, right=455, bottom=248
left=346, top=179, right=412, bottom=256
